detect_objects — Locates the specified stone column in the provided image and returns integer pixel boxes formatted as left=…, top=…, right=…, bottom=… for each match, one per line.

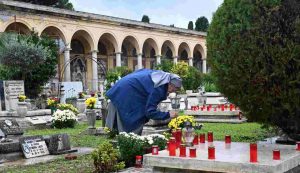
left=64, top=47, right=71, bottom=81
left=202, top=58, right=207, bottom=74
left=116, top=52, right=122, bottom=67
left=173, top=56, right=178, bottom=64
left=137, top=53, right=143, bottom=69
left=92, top=50, right=98, bottom=91
left=188, top=57, right=193, bottom=66
left=156, top=55, right=161, bottom=65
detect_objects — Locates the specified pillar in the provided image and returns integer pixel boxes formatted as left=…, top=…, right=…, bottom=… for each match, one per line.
left=202, top=58, right=207, bottom=74
left=156, top=55, right=161, bottom=65
left=173, top=56, right=178, bottom=64
left=92, top=50, right=98, bottom=91
left=64, top=47, right=71, bottom=81
left=116, top=52, right=122, bottom=67
left=137, top=53, right=143, bottom=69
left=188, top=57, right=193, bottom=66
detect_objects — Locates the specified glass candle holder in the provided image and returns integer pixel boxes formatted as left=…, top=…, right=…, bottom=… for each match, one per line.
left=169, top=137, right=176, bottom=156
left=297, top=142, right=300, bottom=151
left=176, top=128, right=182, bottom=148
left=250, top=143, right=258, bottom=162
left=179, top=144, right=186, bottom=157
left=208, top=146, right=215, bottom=159
left=189, top=147, right=197, bottom=158
left=193, top=134, right=199, bottom=145
left=225, top=135, right=231, bottom=144
left=152, top=145, right=159, bottom=155
left=207, top=131, right=214, bottom=142
left=199, top=133, right=205, bottom=143
left=273, top=149, right=280, bottom=160
left=135, top=155, right=142, bottom=168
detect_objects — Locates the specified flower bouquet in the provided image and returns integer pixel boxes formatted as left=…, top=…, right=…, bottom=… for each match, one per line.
left=85, top=97, right=96, bottom=109
left=47, top=97, right=59, bottom=114
left=51, top=109, right=77, bottom=128
left=18, top=95, right=26, bottom=102
left=168, top=115, right=196, bottom=130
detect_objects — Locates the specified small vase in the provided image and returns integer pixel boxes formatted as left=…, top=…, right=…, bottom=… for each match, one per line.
left=77, top=99, right=86, bottom=114
left=86, top=109, right=96, bottom=129
left=17, top=102, right=28, bottom=117
left=50, top=106, right=57, bottom=115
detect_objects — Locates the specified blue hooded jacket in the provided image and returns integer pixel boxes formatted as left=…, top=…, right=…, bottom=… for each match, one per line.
left=106, top=69, right=170, bottom=132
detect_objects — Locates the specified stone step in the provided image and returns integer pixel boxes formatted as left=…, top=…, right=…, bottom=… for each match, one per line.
left=195, top=118, right=247, bottom=124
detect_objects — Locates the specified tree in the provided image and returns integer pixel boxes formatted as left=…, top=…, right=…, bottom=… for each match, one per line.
left=195, top=16, right=209, bottom=32
left=15, top=0, right=74, bottom=10
left=207, top=0, right=300, bottom=140
left=0, top=33, right=58, bottom=97
left=141, top=15, right=150, bottom=23
left=188, top=21, right=194, bottom=30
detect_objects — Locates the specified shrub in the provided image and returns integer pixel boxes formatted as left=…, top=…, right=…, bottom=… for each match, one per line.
left=207, top=0, right=300, bottom=139
left=51, top=110, right=77, bottom=128
left=154, top=59, right=173, bottom=72
left=117, top=132, right=167, bottom=167
left=91, top=141, right=125, bottom=173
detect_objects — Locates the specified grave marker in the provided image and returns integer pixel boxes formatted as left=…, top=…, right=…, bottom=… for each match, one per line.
left=48, top=134, right=77, bottom=155
left=19, top=136, right=49, bottom=158
left=3, top=80, right=25, bottom=111
left=0, top=119, right=24, bottom=135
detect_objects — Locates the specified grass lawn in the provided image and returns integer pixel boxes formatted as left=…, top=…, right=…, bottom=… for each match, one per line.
left=0, top=122, right=269, bottom=173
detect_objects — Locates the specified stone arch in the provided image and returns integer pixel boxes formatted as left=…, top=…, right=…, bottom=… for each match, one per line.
left=122, top=35, right=140, bottom=69
left=143, top=38, right=158, bottom=69
left=40, top=26, right=66, bottom=52
left=193, top=43, right=205, bottom=71
left=98, top=32, right=118, bottom=78
left=161, top=40, right=175, bottom=60
left=71, top=29, right=95, bottom=53
left=178, top=42, right=191, bottom=62
left=4, top=21, right=31, bottom=34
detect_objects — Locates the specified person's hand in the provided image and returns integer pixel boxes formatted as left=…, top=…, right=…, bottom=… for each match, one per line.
left=169, top=110, right=178, bottom=118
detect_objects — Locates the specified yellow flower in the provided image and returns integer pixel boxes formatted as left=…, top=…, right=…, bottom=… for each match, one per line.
left=18, top=95, right=26, bottom=102
left=168, top=115, right=196, bottom=130
left=85, top=97, right=96, bottom=109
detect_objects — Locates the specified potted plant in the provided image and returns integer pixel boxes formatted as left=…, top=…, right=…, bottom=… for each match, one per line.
left=85, top=97, right=97, bottom=129
left=47, top=97, right=59, bottom=115
left=17, top=95, right=27, bottom=117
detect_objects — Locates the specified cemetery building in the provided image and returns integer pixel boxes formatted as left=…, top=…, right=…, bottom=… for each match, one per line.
left=0, top=0, right=207, bottom=92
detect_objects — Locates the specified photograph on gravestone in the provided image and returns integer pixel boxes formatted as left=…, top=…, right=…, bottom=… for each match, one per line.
left=48, top=134, right=76, bottom=155
left=3, top=81, right=25, bottom=111
left=0, top=119, right=24, bottom=136
left=19, top=135, right=49, bottom=159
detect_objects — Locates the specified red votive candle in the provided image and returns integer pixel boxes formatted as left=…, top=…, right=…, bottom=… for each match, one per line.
left=250, top=143, right=258, bottom=162
left=225, top=135, right=231, bottom=144
left=221, top=104, right=225, bottom=111
left=169, top=137, right=176, bottom=156
left=199, top=133, right=205, bottom=143
left=179, top=144, right=186, bottom=157
left=172, top=130, right=176, bottom=138
left=176, top=128, right=182, bottom=148
left=189, top=147, right=197, bottom=158
left=208, top=146, right=215, bottom=159
left=152, top=145, right=159, bottom=155
left=273, top=149, right=280, bottom=160
left=193, top=134, right=199, bottom=145
left=207, top=107, right=210, bottom=111
left=214, top=107, right=217, bottom=111
left=135, top=155, right=142, bottom=168
left=297, top=142, right=300, bottom=151
left=207, top=131, right=214, bottom=142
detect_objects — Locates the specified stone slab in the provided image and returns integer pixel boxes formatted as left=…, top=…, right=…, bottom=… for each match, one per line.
left=19, top=135, right=49, bottom=159
left=195, top=118, right=247, bottom=124
left=0, top=139, right=21, bottom=153
left=3, top=80, right=24, bottom=111
left=143, top=141, right=300, bottom=173
left=185, top=110, right=240, bottom=116
left=48, top=134, right=71, bottom=155
left=0, top=119, right=24, bottom=135
left=26, top=117, right=47, bottom=125
left=0, top=147, right=93, bottom=168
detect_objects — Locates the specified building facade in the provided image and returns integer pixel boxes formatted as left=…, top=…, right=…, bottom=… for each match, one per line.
left=0, top=0, right=207, bottom=92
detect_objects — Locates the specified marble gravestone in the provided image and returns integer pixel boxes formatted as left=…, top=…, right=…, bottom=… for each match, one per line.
left=0, top=119, right=24, bottom=136
left=19, top=135, right=49, bottom=159
left=3, top=80, right=25, bottom=111
left=48, top=134, right=77, bottom=155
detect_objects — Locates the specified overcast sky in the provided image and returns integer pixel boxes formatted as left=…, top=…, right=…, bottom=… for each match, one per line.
left=69, top=0, right=223, bottom=29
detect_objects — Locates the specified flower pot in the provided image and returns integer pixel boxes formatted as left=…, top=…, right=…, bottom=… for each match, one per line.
left=17, top=102, right=28, bottom=117
left=50, top=106, right=57, bottom=115
left=86, top=109, right=96, bottom=129
left=77, top=99, right=86, bottom=114
left=25, top=99, right=31, bottom=110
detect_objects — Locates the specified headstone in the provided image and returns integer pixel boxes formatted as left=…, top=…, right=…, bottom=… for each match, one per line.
left=48, top=134, right=77, bottom=155
left=60, top=82, right=83, bottom=103
left=3, top=80, right=25, bottom=111
left=0, top=119, right=24, bottom=136
left=19, top=135, right=49, bottom=158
